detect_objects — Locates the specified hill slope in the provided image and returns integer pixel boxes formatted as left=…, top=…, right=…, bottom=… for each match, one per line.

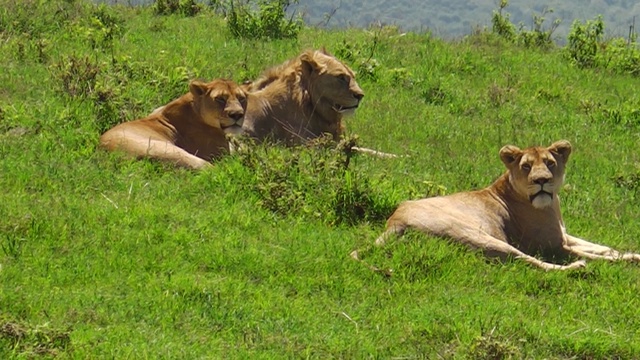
left=2, top=1, right=640, bottom=358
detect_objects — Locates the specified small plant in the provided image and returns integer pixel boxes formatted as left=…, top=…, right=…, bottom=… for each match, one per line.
left=50, top=55, right=103, bottom=99
left=567, top=16, right=605, bottom=68
left=0, top=318, right=71, bottom=357
left=518, top=8, right=560, bottom=48
left=86, top=4, right=125, bottom=58
left=334, top=31, right=382, bottom=82
left=601, top=37, right=640, bottom=76
left=492, top=0, right=559, bottom=48
left=153, top=0, right=202, bottom=17
left=12, top=34, right=50, bottom=64
left=468, top=331, right=520, bottom=360
left=224, top=0, right=303, bottom=40
left=614, top=171, right=640, bottom=192
left=422, top=83, right=449, bottom=106
left=491, top=0, right=516, bottom=42
left=234, top=135, right=395, bottom=225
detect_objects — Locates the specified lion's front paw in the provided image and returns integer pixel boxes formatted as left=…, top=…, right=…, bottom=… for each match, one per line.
left=566, top=259, right=587, bottom=270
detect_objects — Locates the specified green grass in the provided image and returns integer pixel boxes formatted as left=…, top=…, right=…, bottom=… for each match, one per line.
left=2, top=1, right=640, bottom=358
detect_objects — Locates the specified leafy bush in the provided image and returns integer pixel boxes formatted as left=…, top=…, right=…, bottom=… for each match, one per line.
left=491, top=0, right=516, bottom=42
left=0, top=0, right=87, bottom=37
left=468, top=332, right=520, bottom=360
left=224, top=0, right=303, bottom=40
left=234, top=135, right=396, bottom=225
left=491, top=0, right=559, bottom=49
left=567, top=16, right=640, bottom=75
left=334, top=34, right=382, bottom=82
left=567, top=16, right=605, bottom=68
left=153, top=0, right=202, bottom=17
left=50, top=55, right=103, bottom=99
left=82, top=4, right=125, bottom=59
left=600, top=37, right=640, bottom=76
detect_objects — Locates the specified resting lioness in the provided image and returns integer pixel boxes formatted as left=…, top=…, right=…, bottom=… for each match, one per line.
left=100, top=78, right=247, bottom=170
left=352, top=140, right=640, bottom=271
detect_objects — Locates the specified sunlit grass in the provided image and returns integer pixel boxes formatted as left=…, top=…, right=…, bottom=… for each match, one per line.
left=1, top=1, right=640, bottom=358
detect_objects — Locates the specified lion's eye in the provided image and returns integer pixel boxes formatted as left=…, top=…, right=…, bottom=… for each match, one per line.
left=215, top=96, right=226, bottom=105
left=521, top=163, right=532, bottom=172
left=545, top=160, right=556, bottom=169
left=337, top=74, right=350, bottom=84
left=237, top=95, right=246, bottom=104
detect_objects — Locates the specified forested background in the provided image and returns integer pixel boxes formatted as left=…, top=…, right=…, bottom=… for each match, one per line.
left=100, top=0, right=640, bottom=40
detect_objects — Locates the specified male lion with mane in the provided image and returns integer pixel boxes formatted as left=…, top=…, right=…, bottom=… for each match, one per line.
left=100, top=78, right=247, bottom=170
left=242, top=49, right=395, bottom=157
left=352, top=140, right=640, bottom=271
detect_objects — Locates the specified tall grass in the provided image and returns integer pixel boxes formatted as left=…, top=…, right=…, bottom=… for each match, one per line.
left=1, top=1, right=640, bottom=358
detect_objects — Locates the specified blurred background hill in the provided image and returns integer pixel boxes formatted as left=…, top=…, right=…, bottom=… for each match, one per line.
left=100, top=0, right=640, bottom=41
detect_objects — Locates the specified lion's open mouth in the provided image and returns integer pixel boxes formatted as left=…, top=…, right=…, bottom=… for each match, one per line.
left=332, top=104, right=359, bottom=113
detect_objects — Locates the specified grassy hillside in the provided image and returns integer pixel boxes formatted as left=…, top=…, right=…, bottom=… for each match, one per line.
left=2, top=1, right=640, bottom=358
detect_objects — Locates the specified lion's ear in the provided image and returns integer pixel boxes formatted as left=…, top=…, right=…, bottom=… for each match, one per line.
left=499, top=145, right=522, bottom=167
left=189, top=80, right=208, bottom=97
left=300, top=52, right=319, bottom=76
left=548, top=140, right=572, bottom=163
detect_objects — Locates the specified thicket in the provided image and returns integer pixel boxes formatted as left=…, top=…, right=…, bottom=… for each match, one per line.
left=491, top=0, right=560, bottom=48
left=492, top=0, right=640, bottom=76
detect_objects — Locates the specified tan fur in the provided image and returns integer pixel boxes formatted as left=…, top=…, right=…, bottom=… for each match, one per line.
left=242, top=49, right=364, bottom=145
left=100, top=78, right=247, bottom=170
left=353, top=140, right=640, bottom=271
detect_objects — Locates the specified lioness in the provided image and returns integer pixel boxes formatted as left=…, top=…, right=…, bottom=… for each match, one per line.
left=352, top=140, right=640, bottom=271
left=100, top=78, right=247, bottom=170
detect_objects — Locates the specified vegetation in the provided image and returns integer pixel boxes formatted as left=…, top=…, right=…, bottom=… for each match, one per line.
left=2, top=0, right=640, bottom=358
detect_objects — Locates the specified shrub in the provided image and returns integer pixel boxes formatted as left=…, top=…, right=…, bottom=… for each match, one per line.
left=334, top=32, right=382, bottom=82
left=85, top=4, right=125, bottom=57
left=224, top=0, right=303, bottom=40
left=491, top=0, right=559, bottom=49
left=234, top=135, right=396, bottom=225
left=0, top=0, right=87, bottom=37
left=491, top=0, right=516, bottom=42
left=153, top=0, right=202, bottom=17
left=567, top=16, right=640, bottom=75
left=50, top=55, right=103, bottom=99
left=567, top=16, right=605, bottom=68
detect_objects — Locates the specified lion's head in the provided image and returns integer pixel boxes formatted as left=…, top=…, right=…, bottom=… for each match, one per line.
left=242, top=49, right=366, bottom=144
left=499, top=140, right=572, bottom=209
left=189, top=79, right=247, bottom=135
left=299, top=49, right=364, bottom=116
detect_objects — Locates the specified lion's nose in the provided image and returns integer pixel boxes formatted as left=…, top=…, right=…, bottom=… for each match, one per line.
left=354, top=93, right=364, bottom=101
left=534, top=178, right=549, bottom=185
left=229, top=112, right=244, bottom=122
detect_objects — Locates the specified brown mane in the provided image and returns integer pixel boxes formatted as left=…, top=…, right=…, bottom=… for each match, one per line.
left=242, top=49, right=364, bottom=145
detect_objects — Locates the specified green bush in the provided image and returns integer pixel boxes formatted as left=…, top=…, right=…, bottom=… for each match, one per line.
left=491, top=0, right=559, bottom=49
left=153, top=0, right=202, bottom=17
left=567, top=16, right=640, bottom=75
left=567, top=16, right=605, bottom=68
left=234, top=135, right=396, bottom=225
left=225, top=0, right=303, bottom=40
left=0, top=0, right=87, bottom=37
left=491, top=0, right=516, bottom=42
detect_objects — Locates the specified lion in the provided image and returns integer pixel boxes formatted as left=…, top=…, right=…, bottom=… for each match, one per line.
left=99, top=78, right=247, bottom=170
left=352, top=140, right=640, bottom=271
left=242, top=49, right=396, bottom=158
